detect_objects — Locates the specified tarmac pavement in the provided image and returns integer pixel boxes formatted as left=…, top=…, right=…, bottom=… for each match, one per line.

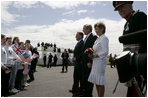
left=10, top=65, right=127, bottom=97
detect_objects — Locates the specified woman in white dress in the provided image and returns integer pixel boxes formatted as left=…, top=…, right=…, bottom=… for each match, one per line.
left=88, top=22, right=109, bottom=97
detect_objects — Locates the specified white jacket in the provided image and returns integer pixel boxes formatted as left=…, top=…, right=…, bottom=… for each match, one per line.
left=4, top=45, right=21, bottom=65
left=93, top=34, right=109, bottom=65
left=1, top=45, right=7, bottom=67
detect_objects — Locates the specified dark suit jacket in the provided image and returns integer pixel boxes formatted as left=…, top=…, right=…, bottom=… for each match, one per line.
left=74, top=40, right=84, bottom=62
left=48, top=54, right=53, bottom=63
left=61, top=52, right=69, bottom=60
left=82, top=33, right=97, bottom=75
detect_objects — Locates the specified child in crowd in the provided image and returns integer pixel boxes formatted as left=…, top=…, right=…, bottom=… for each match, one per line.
left=21, top=43, right=33, bottom=87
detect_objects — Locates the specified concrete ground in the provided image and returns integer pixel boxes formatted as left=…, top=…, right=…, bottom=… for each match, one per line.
left=10, top=65, right=127, bottom=97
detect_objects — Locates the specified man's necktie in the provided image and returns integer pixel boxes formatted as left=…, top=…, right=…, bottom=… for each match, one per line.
left=84, top=36, right=88, bottom=44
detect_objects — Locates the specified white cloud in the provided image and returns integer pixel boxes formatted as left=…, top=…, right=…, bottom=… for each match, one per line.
left=63, top=9, right=94, bottom=16
left=102, top=3, right=107, bottom=6
left=41, top=1, right=94, bottom=9
left=77, top=10, right=88, bottom=14
left=97, top=1, right=108, bottom=6
left=12, top=1, right=38, bottom=8
left=62, top=10, right=75, bottom=16
left=1, top=1, right=96, bottom=25
left=90, top=1, right=96, bottom=6
left=1, top=1, right=19, bottom=25
left=4, top=17, right=125, bottom=55
left=1, top=1, right=41, bottom=25
left=11, top=25, right=47, bottom=33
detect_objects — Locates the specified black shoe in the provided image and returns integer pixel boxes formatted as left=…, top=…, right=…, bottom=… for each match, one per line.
left=73, top=89, right=86, bottom=97
left=69, top=90, right=73, bottom=93
left=20, top=85, right=25, bottom=91
left=72, top=92, right=85, bottom=97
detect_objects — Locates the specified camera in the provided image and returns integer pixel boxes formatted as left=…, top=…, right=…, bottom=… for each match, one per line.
left=115, top=29, right=147, bottom=83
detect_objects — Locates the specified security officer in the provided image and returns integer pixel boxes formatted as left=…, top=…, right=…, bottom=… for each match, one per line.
left=113, top=1, right=147, bottom=97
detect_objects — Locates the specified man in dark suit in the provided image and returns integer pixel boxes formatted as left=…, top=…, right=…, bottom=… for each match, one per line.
left=53, top=54, right=58, bottom=67
left=61, top=49, right=69, bottom=72
left=47, top=53, right=53, bottom=68
left=43, top=54, right=46, bottom=67
left=81, top=24, right=97, bottom=97
left=69, top=32, right=84, bottom=96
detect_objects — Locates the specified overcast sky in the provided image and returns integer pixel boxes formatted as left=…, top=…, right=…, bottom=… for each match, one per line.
left=1, top=1, right=147, bottom=55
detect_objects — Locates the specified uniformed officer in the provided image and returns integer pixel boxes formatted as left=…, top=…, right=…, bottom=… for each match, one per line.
left=113, top=1, right=147, bottom=97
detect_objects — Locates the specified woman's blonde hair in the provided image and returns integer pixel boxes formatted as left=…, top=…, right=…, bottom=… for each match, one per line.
left=94, top=22, right=106, bottom=34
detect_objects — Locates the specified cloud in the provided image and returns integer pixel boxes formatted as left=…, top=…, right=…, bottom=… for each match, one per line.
left=1, top=1, right=20, bottom=25
left=1, top=1, right=96, bottom=25
left=77, top=10, right=88, bottom=14
left=98, top=1, right=108, bottom=6
left=63, top=9, right=94, bottom=16
left=62, top=10, right=75, bottom=16
left=1, top=1, right=41, bottom=25
left=10, top=25, right=47, bottom=33
left=41, top=1, right=95, bottom=9
left=12, top=1, right=38, bottom=8
left=4, top=17, right=125, bottom=55
left=90, top=1, right=96, bottom=6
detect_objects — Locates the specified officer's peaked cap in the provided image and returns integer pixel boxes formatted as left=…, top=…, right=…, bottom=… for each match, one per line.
left=113, top=1, right=133, bottom=11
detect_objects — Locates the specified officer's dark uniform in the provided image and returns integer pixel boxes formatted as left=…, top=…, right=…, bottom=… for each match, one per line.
left=123, top=10, right=147, bottom=53
left=113, top=1, right=147, bottom=97
left=123, top=10, right=147, bottom=97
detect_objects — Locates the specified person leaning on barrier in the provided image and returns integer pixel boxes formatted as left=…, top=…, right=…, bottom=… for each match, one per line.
left=113, top=1, right=147, bottom=97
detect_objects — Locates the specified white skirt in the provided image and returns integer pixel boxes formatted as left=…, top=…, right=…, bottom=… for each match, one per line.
left=88, top=58, right=106, bottom=85
left=88, top=73, right=106, bottom=85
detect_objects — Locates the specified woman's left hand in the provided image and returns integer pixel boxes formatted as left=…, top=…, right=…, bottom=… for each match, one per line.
left=87, top=63, right=92, bottom=68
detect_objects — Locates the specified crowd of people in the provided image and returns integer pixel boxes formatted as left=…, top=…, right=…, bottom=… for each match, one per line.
left=38, top=42, right=73, bottom=53
left=1, top=35, right=39, bottom=97
left=42, top=49, right=71, bottom=73
left=109, top=53, right=117, bottom=68
left=43, top=53, right=58, bottom=68
left=1, top=1, right=147, bottom=97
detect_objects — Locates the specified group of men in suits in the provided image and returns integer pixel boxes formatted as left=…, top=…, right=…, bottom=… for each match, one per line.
left=70, top=24, right=97, bottom=97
